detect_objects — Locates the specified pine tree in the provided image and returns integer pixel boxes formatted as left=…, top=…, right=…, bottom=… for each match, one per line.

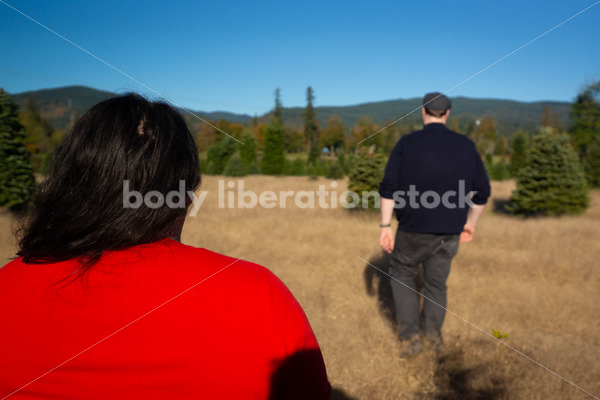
left=509, top=130, right=529, bottom=177
left=247, top=161, right=259, bottom=175
left=304, top=87, right=320, bottom=164
left=347, top=152, right=386, bottom=210
left=238, top=131, right=257, bottom=170
left=569, top=81, right=600, bottom=186
left=260, top=89, right=286, bottom=175
left=0, top=89, right=36, bottom=211
left=223, top=153, right=247, bottom=177
left=206, top=136, right=237, bottom=175
left=325, top=160, right=345, bottom=179
left=290, top=158, right=306, bottom=176
left=508, top=132, right=588, bottom=216
left=569, top=81, right=600, bottom=159
left=584, top=137, right=600, bottom=187
left=489, top=158, right=510, bottom=181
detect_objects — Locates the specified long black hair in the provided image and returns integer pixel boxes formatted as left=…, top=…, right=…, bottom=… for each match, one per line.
left=18, top=93, right=201, bottom=269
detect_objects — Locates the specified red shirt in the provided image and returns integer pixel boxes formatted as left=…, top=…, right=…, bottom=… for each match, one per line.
left=0, top=240, right=330, bottom=399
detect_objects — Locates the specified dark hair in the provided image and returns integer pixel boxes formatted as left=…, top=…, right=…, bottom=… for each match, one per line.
left=424, top=107, right=448, bottom=118
left=18, top=93, right=200, bottom=270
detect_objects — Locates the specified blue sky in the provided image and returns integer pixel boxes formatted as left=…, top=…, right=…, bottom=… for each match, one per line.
left=1, top=0, right=599, bottom=115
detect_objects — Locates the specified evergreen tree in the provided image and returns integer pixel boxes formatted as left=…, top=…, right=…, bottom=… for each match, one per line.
left=347, top=152, right=386, bottom=210
left=0, top=89, right=36, bottom=211
left=238, top=131, right=257, bottom=170
left=304, top=86, right=321, bottom=164
left=260, top=89, right=286, bottom=175
left=290, top=158, right=306, bottom=176
left=569, top=81, right=600, bottom=159
left=489, top=158, right=510, bottom=181
left=247, top=161, right=259, bottom=175
left=509, top=130, right=529, bottom=177
left=206, top=136, right=237, bottom=175
left=337, top=153, right=351, bottom=175
left=206, top=161, right=220, bottom=175
left=569, top=81, right=600, bottom=186
left=325, top=160, right=345, bottom=179
left=584, top=137, right=600, bottom=187
left=223, top=153, right=247, bottom=177
left=508, top=132, right=588, bottom=216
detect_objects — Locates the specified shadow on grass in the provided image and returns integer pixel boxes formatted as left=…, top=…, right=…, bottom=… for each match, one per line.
left=364, top=253, right=509, bottom=399
left=492, top=198, right=512, bottom=215
left=432, top=346, right=507, bottom=400
left=331, top=386, right=360, bottom=400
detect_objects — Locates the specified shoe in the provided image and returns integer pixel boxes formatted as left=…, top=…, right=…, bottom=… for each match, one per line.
left=425, top=335, right=443, bottom=354
left=399, top=337, right=423, bottom=358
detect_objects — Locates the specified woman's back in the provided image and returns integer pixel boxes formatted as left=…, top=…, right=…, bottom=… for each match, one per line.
left=0, top=239, right=330, bottom=399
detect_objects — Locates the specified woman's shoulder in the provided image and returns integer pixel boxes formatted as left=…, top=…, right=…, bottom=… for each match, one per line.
left=128, top=239, right=279, bottom=286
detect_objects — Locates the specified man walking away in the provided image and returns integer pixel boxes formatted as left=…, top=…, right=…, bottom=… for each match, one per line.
left=378, top=92, right=491, bottom=357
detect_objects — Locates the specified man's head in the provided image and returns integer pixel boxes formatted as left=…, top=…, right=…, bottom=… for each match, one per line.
left=421, top=92, right=452, bottom=125
left=422, top=92, right=451, bottom=121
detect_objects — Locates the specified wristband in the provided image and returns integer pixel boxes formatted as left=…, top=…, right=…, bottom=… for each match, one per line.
left=379, top=224, right=391, bottom=228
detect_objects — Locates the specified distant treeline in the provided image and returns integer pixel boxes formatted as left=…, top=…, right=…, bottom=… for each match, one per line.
left=12, top=85, right=570, bottom=135
left=1, top=81, right=598, bottom=214
left=6, top=84, right=598, bottom=188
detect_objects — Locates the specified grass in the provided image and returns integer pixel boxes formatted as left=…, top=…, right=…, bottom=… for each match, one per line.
left=1, top=177, right=599, bottom=399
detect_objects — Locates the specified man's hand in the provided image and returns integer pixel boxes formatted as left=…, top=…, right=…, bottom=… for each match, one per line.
left=460, top=225, right=475, bottom=243
left=380, top=197, right=396, bottom=253
left=380, top=227, right=394, bottom=253
left=461, top=204, right=485, bottom=243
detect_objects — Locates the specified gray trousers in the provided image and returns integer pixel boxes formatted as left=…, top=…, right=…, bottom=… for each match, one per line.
left=388, top=230, right=460, bottom=341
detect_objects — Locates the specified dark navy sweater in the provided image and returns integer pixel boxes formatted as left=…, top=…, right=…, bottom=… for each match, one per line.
left=379, top=123, right=491, bottom=234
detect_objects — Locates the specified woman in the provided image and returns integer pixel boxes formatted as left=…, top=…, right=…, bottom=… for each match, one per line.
left=0, top=94, right=330, bottom=399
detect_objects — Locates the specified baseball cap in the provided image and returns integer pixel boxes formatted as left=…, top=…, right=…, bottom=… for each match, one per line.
left=423, top=92, right=452, bottom=111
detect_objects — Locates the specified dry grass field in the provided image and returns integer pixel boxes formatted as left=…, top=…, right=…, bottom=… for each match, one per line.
left=1, top=176, right=599, bottom=399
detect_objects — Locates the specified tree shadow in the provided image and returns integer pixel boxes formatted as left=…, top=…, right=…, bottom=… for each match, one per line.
left=492, top=198, right=512, bottom=215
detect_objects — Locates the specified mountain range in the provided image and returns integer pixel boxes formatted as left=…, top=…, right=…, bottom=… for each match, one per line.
left=9, top=85, right=572, bottom=136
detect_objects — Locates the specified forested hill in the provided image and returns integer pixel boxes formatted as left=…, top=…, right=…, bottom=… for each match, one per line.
left=278, top=97, right=571, bottom=136
left=10, top=86, right=252, bottom=130
left=10, top=86, right=571, bottom=135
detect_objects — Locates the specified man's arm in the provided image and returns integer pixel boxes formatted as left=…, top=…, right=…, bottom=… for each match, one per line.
left=379, top=140, right=404, bottom=254
left=460, top=204, right=485, bottom=243
left=380, top=197, right=395, bottom=253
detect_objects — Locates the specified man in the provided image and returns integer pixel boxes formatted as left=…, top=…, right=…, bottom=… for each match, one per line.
left=378, top=92, right=491, bottom=357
